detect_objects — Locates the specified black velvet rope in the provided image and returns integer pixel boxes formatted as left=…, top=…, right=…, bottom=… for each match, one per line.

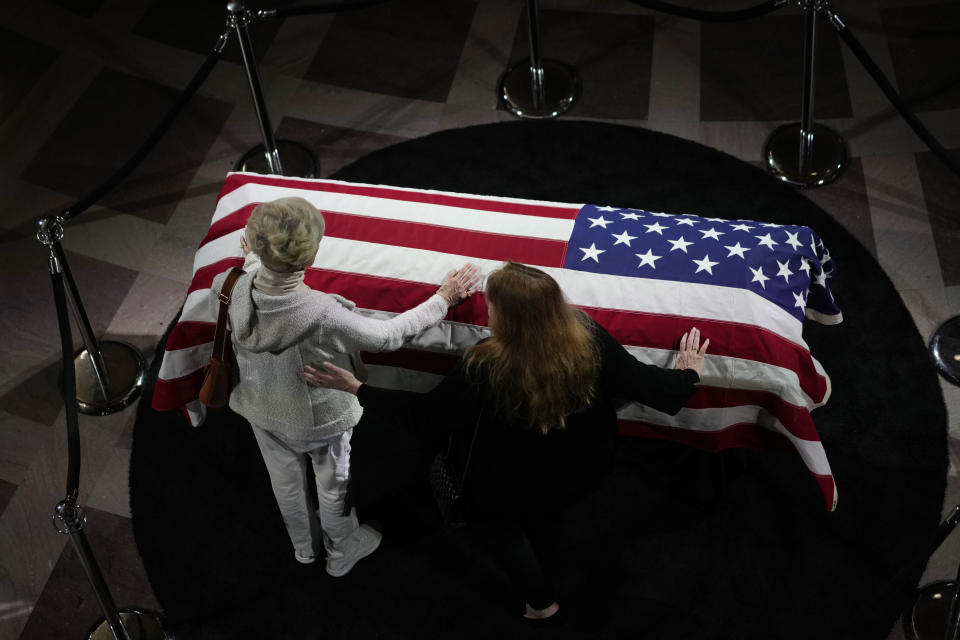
left=265, top=0, right=392, bottom=18
left=836, top=22, right=960, bottom=180
left=51, top=257, right=81, bottom=498
left=60, top=45, right=225, bottom=223
left=626, top=0, right=787, bottom=22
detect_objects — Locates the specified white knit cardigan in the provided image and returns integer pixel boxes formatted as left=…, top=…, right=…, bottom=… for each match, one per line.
left=210, top=255, right=448, bottom=440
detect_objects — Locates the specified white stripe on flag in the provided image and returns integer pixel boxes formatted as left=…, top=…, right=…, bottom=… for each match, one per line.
left=212, top=182, right=578, bottom=240
left=623, top=345, right=826, bottom=410
left=158, top=342, right=212, bottom=380
left=618, top=404, right=833, bottom=477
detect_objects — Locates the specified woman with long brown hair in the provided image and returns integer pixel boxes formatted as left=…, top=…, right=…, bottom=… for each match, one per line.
left=301, top=261, right=707, bottom=620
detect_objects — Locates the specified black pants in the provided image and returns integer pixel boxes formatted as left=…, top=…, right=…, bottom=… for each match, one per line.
left=461, top=511, right=562, bottom=611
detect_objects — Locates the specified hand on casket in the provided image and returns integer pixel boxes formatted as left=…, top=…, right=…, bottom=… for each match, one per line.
left=436, top=263, right=482, bottom=307
left=675, top=327, right=709, bottom=377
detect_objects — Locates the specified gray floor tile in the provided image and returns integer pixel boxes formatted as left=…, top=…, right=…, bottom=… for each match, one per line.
left=21, top=67, right=233, bottom=226
left=802, top=158, right=877, bottom=257
left=276, top=116, right=409, bottom=178
left=302, top=0, right=478, bottom=102
left=882, top=2, right=960, bottom=113
left=0, top=28, right=60, bottom=126
left=0, top=236, right=138, bottom=393
left=916, top=149, right=960, bottom=286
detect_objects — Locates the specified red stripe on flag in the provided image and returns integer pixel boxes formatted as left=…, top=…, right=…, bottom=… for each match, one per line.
left=199, top=204, right=257, bottom=248
left=188, top=257, right=246, bottom=295
left=218, top=173, right=582, bottom=220
left=198, top=203, right=567, bottom=264
left=164, top=321, right=215, bottom=352
left=198, top=201, right=569, bottom=267
left=689, top=386, right=821, bottom=441
left=304, top=269, right=490, bottom=325
left=318, top=210, right=567, bottom=267
left=152, top=369, right=206, bottom=412
left=617, top=418, right=794, bottom=453
left=814, top=474, right=838, bottom=511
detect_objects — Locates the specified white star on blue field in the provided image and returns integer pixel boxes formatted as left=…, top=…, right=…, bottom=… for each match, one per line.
left=562, top=204, right=840, bottom=321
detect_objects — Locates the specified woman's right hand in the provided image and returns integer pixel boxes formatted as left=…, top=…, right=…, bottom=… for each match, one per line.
left=675, top=327, right=709, bottom=377
left=436, top=263, right=482, bottom=306
left=300, top=362, right=362, bottom=395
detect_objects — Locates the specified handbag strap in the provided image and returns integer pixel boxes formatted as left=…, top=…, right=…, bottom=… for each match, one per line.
left=212, top=268, right=244, bottom=360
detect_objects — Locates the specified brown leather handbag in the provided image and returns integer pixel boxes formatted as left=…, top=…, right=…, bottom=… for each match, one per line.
left=198, top=268, right=244, bottom=408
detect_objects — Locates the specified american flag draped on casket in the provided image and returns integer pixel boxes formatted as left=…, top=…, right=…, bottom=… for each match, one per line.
left=153, top=172, right=843, bottom=511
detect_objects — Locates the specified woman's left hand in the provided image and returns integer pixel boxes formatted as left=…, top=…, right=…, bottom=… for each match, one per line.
left=301, top=362, right=362, bottom=395
left=675, top=327, right=709, bottom=377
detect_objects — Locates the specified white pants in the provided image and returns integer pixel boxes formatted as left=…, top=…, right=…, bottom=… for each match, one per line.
left=250, top=425, right=358, bottom=559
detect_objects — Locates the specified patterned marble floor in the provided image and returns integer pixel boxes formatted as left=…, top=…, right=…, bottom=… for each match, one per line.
left=1, top=0, right=958, bottom=638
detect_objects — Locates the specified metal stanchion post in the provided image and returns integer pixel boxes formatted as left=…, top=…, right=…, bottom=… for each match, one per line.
left=37, top=218, right=145, bottom=416
left=227, top=0, right=316, bottom=177
left=764, top=0, right=847, bottom=188
left=899, top=506, right=960, bottom=640
left=52, top=500, right=131, bottom=640
left=929, top=316, right=960, bottom=387
left=498, top=0, right=579, bottom=118
left=47, top=246, right=165, bottom=640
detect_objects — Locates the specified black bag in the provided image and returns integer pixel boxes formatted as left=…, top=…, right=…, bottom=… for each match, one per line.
left=429, top=413, right=481, bottom=528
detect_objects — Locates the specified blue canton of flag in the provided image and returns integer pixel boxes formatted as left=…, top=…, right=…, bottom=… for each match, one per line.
left=561, top=204, right=841, bottom=323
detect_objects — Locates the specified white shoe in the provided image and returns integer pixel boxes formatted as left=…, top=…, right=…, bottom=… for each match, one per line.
left=294, top=549, right=316, bottom=565
left=326, top=524, right=381, bottom=577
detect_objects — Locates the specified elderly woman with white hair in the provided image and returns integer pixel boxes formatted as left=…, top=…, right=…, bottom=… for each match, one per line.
left=210, top=196, right=480, bottom=577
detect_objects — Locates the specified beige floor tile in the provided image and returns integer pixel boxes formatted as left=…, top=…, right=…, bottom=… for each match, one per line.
left=86, top=447, right=131, bottom=519
left=104, top=272, right=191, bottom=354
left=648, top=16, right=699, bottom=123
left=864, top=154, right=944, bottom=291
left=697, top=120, right=778, bottom=164
left=60, top=214, right=165, bottom=274
left=288, top=81, right=445, bottom=139
left=0, top=413, right=54, bottom=486
left=446, top=0, right=521, bottom=109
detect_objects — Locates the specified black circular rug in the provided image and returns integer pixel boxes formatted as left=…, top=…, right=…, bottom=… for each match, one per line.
left=131, top=120, right=948, bottom=640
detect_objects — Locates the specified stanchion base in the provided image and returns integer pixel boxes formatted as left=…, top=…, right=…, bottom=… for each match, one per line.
left=902, top=580, right=955, bottom=640
left=87, top=608, right=167, bottom=640
left=235, top=139, right=317, bottom=178
left=764, top=122, right=848, bottom=188
left=74, top=341, right=145, bottom=416
left=930, top=316, right=960, bottom=386
left=498, top=59, right=579, bottom=119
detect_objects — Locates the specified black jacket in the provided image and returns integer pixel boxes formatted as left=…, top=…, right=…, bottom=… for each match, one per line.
left=353, top=319, right=699, bottom=519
